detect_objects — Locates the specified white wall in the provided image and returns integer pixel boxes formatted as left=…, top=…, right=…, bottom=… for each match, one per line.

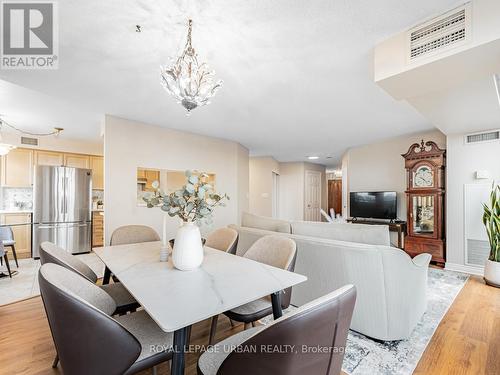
left=248, top=157, right=279, bottom=217
left=277, top=161, right=327, bottom=221
left=446, top=132, right=500, bottom=274
left=278, top=162, right=305, bottom=221
left=343, top=130, right=446, bottom=220
left=104, top=115, right=249, bottom=243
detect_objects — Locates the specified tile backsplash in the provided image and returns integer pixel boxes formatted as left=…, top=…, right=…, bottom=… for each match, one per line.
left=2, top=188, right=33, bottom=210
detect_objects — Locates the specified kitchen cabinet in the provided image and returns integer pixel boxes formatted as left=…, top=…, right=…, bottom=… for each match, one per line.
left=1, top=148, right=33, bottom=187
left=64, top=153, right=90, bottom=169
left=1, top=213, right=32, bottom=259
left=92, top=211, right=104, bottom=247
left=34, top=150, right=64, bottom=166
left=90, top=156, right=104, bottom=190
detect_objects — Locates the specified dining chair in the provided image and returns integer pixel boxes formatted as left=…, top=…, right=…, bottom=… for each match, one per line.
left=208, top=235, right=297, bottom=345
left=39, top=263, right=173, bottom=375
left=39, top=241, right=139, bottom=314
left=103, top=225, right=161, bottom=284
left=198, top=285, right=356, bottom=375
left=0, top=226, right=18, bottom=268
left=0, top=242, right=12, bottom=278
left=205, top=227, right=238, bottom=254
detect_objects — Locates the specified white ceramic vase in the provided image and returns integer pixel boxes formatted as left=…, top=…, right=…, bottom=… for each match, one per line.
left=172, top=221, right=204, bottom=271
left=484, top=259, right=500, bottom=288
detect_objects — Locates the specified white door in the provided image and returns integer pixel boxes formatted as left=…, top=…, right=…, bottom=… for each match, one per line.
left=272, top=172, right=280, bottom=218
left=305, top=170, right=321, bottom=221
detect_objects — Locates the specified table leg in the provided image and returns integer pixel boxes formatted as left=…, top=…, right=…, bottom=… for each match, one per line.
left=271, top=292, right=283, bottom=320
left=171, top=326, right=189, bottom=375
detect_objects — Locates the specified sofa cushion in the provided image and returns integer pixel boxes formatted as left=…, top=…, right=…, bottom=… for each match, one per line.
left=241, top=212, right=291, bottom=233
left=290, top=221, right=390, bottom=246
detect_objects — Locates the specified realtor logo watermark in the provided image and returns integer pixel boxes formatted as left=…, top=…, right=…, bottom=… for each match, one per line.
left=1, top=1, right=58, bottom=69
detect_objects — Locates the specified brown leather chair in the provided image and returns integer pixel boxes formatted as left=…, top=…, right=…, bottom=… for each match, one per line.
left=198, top=285, right=356, bottom=375
left=103, top=225, right=161, bottom=284
left=39, top=263, right=173, bottom=375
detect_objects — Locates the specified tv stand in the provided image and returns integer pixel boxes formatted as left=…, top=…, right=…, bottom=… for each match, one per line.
left=347, top=218, right=407, bottom=249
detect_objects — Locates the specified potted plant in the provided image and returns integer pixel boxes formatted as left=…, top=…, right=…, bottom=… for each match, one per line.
left=144, top=170, right=228, bottom=271
left=483, top=183, right=500, bottom=287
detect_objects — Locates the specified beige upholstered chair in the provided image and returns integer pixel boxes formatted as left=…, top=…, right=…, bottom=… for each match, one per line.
left=198, top=285, right=357, bottom=375
left=209, top=235, right=297, bottom=345
left=205, top=227, right=238, bottom=254
left=39, top=263, right=173, bottom=375
left=103, top=225, right=161, bottom=284
left=110, top=225, right=160, bottom=246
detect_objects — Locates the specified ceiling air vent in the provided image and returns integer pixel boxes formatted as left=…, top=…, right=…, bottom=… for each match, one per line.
left=409, top=4, right=470, bottom=61
left=465, top=130, right=500, bottom=145
left=21, top=136, right=38, bottom=146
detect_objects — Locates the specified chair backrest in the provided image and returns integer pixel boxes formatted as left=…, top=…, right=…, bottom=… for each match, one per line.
left=39, top=263, right=140, bottom=375
left=244, top=235, right=297, bottom=308
left=205, top=227, right=238, bottom=253
left=0, top=226, right=14, bottom=241
left=110, top=225, right=160, bottom=246
left=40, top=242, right=98, bottom=283
left=243, top=235, right=296, bottom=271
left=0, top=242, right=4, bottom=257
left=217, top=285, right=356, bottom=375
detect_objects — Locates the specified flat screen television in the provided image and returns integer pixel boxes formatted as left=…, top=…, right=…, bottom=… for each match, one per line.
left=349, top=191, right=397, bottom=220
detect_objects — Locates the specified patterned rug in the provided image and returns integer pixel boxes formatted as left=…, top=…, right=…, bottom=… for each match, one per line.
left=342, top=268, right=469, bottom=375
left=261, top=268, right=468, bottom=375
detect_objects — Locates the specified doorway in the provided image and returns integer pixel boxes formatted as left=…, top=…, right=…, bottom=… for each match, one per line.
left=305, top=170, right=321, bottom=221
left=328, top=179, right=342, bottom=218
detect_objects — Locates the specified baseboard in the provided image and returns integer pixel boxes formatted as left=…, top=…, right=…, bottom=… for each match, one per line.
left=444, top=262, right=484, bottom=276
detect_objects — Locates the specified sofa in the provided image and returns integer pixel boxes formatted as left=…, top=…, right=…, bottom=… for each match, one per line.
left=233, top=212, right=431, bottom=341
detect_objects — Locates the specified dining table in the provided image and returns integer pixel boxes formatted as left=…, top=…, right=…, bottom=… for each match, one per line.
left=94, top=241, right=307, bottom=375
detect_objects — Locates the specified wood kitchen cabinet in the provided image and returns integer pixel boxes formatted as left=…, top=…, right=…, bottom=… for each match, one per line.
left=92, top=211, right=104, bottom=247
left=1, top=213, right=32, bottom=259
left=1, top=148, right=33, bottom=187
left=90, top=156, right=104, bottom=190
left=34, top=150, right=64, bottom=166
left=64, top=153, right=90, bottom=169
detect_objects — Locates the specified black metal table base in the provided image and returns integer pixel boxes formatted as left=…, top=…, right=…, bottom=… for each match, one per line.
left=271, top=291, right=283, bottom=319
left=171, top=326, right=190, bottom=375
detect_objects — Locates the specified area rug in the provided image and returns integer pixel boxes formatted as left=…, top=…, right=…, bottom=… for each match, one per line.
left=261, top=268, right=468, bottom=375
left=342, top=268, right=469, bottom=375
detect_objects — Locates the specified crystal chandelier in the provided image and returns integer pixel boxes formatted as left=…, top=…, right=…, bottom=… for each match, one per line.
left=160, top=19, right=222, bottom=115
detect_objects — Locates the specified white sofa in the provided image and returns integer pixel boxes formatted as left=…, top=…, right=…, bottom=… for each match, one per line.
left=233, top=213, right=431, bottom=341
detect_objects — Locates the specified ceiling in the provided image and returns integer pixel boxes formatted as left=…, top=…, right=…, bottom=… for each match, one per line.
left=0, top=0, right=463, bottom=166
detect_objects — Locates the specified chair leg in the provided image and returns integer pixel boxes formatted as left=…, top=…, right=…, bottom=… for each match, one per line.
left=103, top=266, right=111, bottom=285
left=208, top=315, right=219, bottom=346
left=10, top=245, right=19, bottom=268
left=3, top=255, right=11, bottom=278
left=251, top=321, right=256, bottom=327
left=52, top=354, right=59, bottom=368
left=229, top=318, right=235, bottom=327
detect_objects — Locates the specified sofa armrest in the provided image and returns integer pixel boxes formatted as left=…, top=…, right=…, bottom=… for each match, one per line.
left=411, top=253, right=432, bottom=267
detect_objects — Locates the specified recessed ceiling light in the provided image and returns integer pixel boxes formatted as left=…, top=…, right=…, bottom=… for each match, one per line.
left=307, top=156, right=319, bottom=160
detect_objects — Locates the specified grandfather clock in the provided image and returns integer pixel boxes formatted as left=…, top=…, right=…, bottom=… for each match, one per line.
left=402, top=140, right=446, bottom=263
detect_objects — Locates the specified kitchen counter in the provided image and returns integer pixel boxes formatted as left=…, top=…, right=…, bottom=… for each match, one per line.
left=0, top=210, right=33, bottom=214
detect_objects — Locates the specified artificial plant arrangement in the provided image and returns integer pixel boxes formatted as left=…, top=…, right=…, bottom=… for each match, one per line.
left=483, top=183, right=500, bottom=287
left=143, top=170, right=229, bottom=225
left=143, top=170, right=229, bottom=271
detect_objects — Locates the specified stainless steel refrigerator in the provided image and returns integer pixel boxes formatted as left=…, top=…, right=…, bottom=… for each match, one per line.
left=32, top=165, right=92, bottom=258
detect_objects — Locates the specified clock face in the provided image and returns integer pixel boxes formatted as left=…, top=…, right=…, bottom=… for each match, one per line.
left=413, top=166, right=433, bottom=188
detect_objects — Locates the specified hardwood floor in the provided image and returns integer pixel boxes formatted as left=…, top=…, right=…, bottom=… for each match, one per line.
left=0, top=276, right=498, bottom=375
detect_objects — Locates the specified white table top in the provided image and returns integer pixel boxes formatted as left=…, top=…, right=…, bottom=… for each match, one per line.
left=94, top=241, right=307, bottom=332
